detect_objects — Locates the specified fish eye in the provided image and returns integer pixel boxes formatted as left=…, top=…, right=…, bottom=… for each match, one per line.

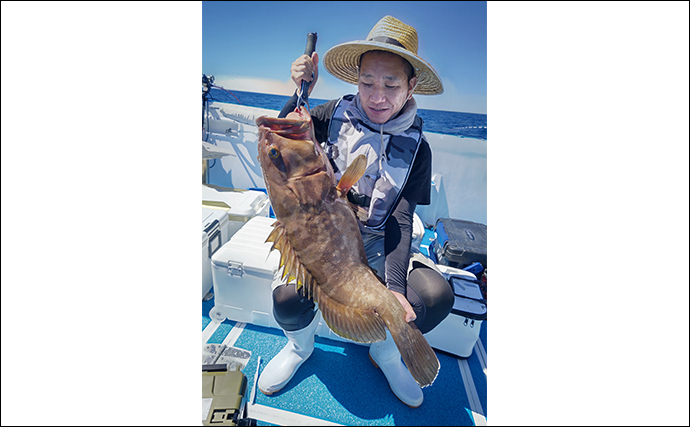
left=268, top=147, right=280, bottom=159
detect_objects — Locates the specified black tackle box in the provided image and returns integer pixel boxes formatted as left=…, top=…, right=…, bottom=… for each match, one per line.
left=433, top=218, right=487, bottom=270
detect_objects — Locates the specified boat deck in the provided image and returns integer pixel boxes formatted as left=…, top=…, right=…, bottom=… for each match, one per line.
left=202, top=230, right=487, bottom=426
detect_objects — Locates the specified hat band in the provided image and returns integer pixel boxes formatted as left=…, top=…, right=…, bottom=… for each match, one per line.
left=369, top=36, right=406, bottom=50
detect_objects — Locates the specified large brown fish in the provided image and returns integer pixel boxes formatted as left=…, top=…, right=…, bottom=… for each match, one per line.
left=256, top=106, right=439, bottom=387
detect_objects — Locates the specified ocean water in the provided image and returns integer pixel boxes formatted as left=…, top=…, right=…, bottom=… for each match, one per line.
left=208, top=88, right=487, bottom=140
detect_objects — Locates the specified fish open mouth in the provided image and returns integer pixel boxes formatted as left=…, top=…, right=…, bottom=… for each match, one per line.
left=257, top=109, right=326, bottom=179
left=256, top=117, right=311, bottom=138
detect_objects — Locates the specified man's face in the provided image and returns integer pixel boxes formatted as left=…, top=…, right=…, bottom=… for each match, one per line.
left=358, top=51, right=418, bottom=124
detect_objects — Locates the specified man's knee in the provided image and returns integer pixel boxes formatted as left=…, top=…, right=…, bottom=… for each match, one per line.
left=272, top=283, right=316, bottom=331
left=407, top=266, right=454, bottom=333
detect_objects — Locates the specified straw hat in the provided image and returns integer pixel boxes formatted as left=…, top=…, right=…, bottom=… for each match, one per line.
left=322, top=15, right=443, bottom=95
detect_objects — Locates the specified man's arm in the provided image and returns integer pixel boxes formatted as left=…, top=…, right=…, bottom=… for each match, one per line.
left=384, top=195, right=417, bottom=322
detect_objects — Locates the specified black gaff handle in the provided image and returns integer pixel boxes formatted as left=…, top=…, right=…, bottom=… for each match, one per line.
left=299, top=33, right=317, bottom=105
left=304, top=32, right=317, bottom=56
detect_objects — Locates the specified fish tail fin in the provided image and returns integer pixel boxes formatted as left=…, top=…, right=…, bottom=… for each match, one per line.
left=386, top=318, right=440, bottom=388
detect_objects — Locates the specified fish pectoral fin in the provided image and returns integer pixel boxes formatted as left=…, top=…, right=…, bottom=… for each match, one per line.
left=318, top=291, right=387, bottom=344
left=336, top=154, right=367, bottom=196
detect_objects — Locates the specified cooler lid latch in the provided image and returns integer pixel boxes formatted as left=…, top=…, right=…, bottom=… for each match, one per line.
left=227, top=262, right=244, bottom=277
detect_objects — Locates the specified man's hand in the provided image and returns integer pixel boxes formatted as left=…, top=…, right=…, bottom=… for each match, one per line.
left=390, top=291, right=416, bottom=323
left=291, top=52, right=319, bottom=96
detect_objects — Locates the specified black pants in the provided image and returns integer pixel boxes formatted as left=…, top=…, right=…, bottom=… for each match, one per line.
left=272, top=264, right=454, bottom=334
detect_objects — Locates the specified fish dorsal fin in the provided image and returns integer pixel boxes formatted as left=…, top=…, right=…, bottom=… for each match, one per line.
left=265, top=221, right=318, bottom=301
left=336, top=154, right=367, bottom=197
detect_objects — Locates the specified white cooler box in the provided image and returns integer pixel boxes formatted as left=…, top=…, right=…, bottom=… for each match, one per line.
left=424, top=265, right=487, bottom=358
left=202, top=208, right=230, bottom=299
left=210, top=216, right=282, bottom=328
left=202, top=184, right=271, bottom=241
left=202, top=185, right=270, bottom=300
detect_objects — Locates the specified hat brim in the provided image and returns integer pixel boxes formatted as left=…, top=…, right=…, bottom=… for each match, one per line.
left=322, top=40, right=443, bottom=95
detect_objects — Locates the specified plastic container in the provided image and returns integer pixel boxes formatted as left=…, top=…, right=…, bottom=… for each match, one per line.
left=202, top=366, right=247, bottom=426
left=463, top=261, right=485, bottom=277
left=210, top=216, right=281, bottom=328
left=433, top=218, right=487, bottom=270
left=424, top=265, right=487, bottom=358
left=202, top=184, right=271, bottom=241
left=203, top=208, right=230, bottom=299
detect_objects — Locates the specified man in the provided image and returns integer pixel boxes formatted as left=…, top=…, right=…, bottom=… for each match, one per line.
left=259, top=15, right=454, bottom=408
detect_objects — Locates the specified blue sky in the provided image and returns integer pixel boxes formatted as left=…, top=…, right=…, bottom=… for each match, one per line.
left=203, top=1, right=487, bottom=114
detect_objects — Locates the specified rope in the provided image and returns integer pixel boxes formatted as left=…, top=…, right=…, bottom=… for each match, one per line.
left=209, top=84, right=241, bottom=104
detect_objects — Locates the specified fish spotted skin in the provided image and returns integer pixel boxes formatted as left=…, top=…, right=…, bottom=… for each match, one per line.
left=256, top=106, right=439, bottom=387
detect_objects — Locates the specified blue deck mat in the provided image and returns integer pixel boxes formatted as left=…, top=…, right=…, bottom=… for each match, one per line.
left=236, top=322, right=476, bottom=426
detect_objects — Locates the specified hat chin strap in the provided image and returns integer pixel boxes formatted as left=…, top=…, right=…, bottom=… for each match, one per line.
left=390, top=76, right=419, bottom=122
left=406, top=72, right=422, bottom=102
left=380, top=76, right=419, bottom=138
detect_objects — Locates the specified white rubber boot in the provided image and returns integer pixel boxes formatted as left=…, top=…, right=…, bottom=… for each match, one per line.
left=369, top=330, right=424, bottom=408
left=258, top=313, right=319, bottom=395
